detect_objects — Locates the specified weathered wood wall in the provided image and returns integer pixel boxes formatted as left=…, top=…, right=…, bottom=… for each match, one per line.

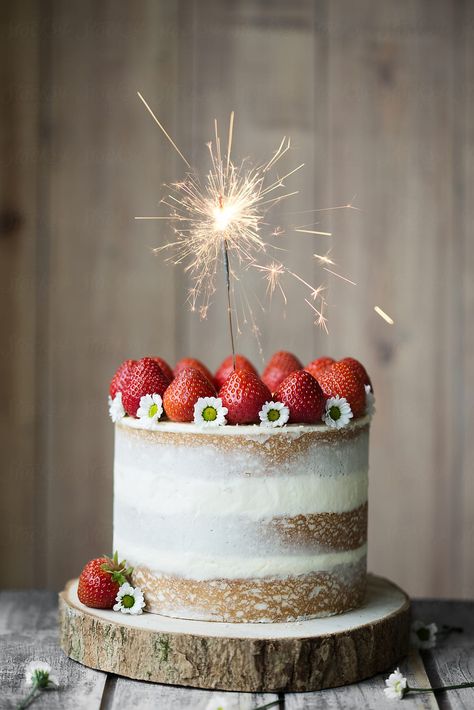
left=1, top=0, right=473, bottom=597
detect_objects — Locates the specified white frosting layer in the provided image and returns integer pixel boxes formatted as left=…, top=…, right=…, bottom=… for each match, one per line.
left=115, top=538, right=367, bottom=580
left=115, top=464, right=368, bottom=517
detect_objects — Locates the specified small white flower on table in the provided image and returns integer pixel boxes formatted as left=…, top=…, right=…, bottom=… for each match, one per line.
left=108, top=392, right=126, bottom=422
left=194, top=397, right=228, bottom=427
left=24, top=660, right=58, bottom=689
left=204, top=694, right=240, bottom=710
left=18, top=660, right=59, bottom=710
left=136, top=393, right=163, bottom=425
left=365, top=384, right=376, bottom=416
left=323, top=396, right=353, bottom=429
left=259, top=401, right=289, bottom=428
left=113, top=582, right=146, bottom=615
left=410, top=620, right=438, bottom=649
left=384, top=668, right=407, bottom=700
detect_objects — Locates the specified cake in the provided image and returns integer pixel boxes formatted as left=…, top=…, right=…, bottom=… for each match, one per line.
left=107, top=353, right=373, bottom=624
left=113, top=416, right=369, bottom=623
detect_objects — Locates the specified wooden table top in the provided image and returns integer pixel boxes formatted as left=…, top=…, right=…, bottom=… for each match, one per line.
left=1, top=591, right=473, bottom=709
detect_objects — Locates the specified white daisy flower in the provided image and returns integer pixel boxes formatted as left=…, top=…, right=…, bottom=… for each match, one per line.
left=205, top=695, right=236, bottom=710
left=25, top=660, right=58, bottom=689
left=323, top=396, right=353, bottom=429
left=384, top=668, right=407, bottom=700
left=194, top=397, right=228, bottom=427
left=113, top=582, right=146, bottom=615
left=108, top=392, right=126, bottom=423
left=365, top=384, right=376, bottom=416
left=136, top=393, right=163, bottom=425
left=259, top=401, right=290, bottom=428
left=410, top=620, right=438, bottom=650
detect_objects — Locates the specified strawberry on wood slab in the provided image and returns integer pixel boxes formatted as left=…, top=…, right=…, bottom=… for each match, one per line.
left=78, top=552, right=132, bottom=609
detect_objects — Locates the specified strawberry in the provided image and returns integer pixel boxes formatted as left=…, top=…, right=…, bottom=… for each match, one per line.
left=275, top=370, right=325, bottom=423
left=150, top=356, right=173, bottom=383
left=122, top=357, right=170, bottom=417
left=339, top=356, right=372, bottom=390
left=305, top=356, right=335, bottom=381
left=317, top=360, right=366, bottom=418
left=218, top=370, right=271, bottom=424
left=164, top=367, right=216, bottom=422
left=214, top=354, right=258, bottom=389
left=262, top=351, right=303, bottom=393
left=78, top=552, right=132, bottom=609
left=109, top=359, right=136, bottom=399
left=174, top=357, right=216, bottom=387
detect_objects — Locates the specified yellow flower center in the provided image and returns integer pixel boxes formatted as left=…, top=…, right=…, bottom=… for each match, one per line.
left=202, top=406, right=217, bottom=421
left=122, top=594, right=135, bottom=609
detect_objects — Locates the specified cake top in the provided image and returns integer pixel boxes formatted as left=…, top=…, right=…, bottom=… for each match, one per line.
left=108, top=351, right=374, bottom=432
left=117, top=411, right=371, bottom=437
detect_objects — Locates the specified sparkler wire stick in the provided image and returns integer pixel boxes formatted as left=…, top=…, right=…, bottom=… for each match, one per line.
left=222, top=239, right=236, bottom=369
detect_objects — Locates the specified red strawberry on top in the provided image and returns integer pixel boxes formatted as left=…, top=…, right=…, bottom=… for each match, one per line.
left=122, top=357, right=170, bottom=417
left=305, top=356, right=334, bottom=381
left=150, top=356, right=173, bottom=383
left=262, top=351, right=303, bottom=393
left=174, top=357, right=216, bottom=387
left=78, top=552, right=132, bottom=609
left=219, top=370, right=271, bottom=425
left=317, top=360, right=366, bottom=418
left=214, top=354, right=258, bottom=389
left=109, top=359, right=136, bottom=399
left=275, top=370, right=325, bottom=424
left=339, top=357, right=372, bottom=391
left=164, top=367, right=216, bottom=422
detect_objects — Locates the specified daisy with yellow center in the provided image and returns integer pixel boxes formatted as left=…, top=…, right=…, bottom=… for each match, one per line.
left=113, top=582, right=145, bottom=615
left=194, top=397, right=228, bottom=427
left=136, top=393, right=163, bottom=425
left=259, top=401, right=290, bottom=428
left=323, top=396, right=353, bottom=429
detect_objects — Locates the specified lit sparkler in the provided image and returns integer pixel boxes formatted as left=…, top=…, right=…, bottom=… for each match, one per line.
left=135, top=92, right=378, bottom=360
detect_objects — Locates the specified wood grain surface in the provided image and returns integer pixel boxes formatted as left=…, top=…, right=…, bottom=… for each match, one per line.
left=58, top=575, right=410, bottom=692
left=2, top=591, right=474, bottom=708
left=1, top=0, right=473, bottom=598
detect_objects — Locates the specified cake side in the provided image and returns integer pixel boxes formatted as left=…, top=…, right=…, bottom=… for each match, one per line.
left=113, top=417, right=370, bottom=622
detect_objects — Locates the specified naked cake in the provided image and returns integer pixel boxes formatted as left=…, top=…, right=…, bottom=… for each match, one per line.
left=106, top=352, right=374, bottom=623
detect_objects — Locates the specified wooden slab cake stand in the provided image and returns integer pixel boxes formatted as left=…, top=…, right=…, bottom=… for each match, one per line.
left=59, top=574, right=410, bottom=693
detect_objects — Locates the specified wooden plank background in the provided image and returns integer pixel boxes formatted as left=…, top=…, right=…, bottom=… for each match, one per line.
left=1, top=0, right=473, bottom=597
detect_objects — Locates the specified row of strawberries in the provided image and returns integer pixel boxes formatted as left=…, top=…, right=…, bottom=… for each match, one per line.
left=109, top=351, right=373, bottom=427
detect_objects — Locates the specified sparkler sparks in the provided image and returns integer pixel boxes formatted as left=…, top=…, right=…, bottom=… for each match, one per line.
left=135, top=92, right=390, bottom=358
left=374, top=306, right=394, bottom=325
left=253, top=262, right=287, bottom=303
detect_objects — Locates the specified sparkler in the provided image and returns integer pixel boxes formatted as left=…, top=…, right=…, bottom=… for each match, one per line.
left=135, top=92, right=391, bottom=361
